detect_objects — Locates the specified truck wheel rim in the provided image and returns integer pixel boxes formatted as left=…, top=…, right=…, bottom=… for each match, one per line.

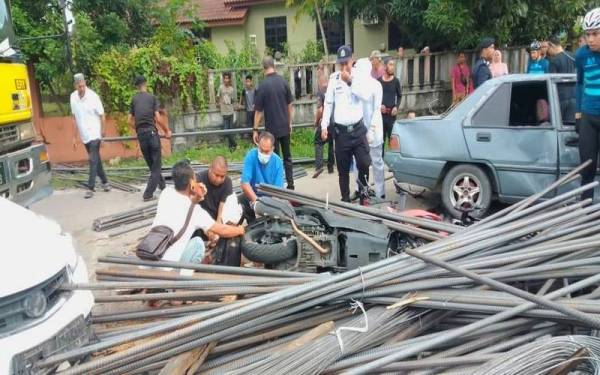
left=450, top=174, right=482, bottom=209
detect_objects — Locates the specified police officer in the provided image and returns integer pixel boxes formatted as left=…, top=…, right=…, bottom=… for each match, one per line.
left=321, top=46, right=372, bottom=205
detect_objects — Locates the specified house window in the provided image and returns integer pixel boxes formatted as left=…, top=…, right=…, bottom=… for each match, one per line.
left=317, top=14, right=344, bottom=54
left=265, top=16, right=287, bottom=53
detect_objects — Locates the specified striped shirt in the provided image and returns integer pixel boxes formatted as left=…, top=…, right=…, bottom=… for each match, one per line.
left=576, top=46, right=600, bottom=116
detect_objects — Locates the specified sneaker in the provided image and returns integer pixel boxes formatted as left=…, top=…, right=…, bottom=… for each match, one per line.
left=287, top=184, right=295, bottom=191
left=143, top=195, right=156, bottom=202
left=327, top=166, right=335, bottom=174
left=350, top=191, right=360, bottom=201
left=312, top=168, right=324, bottom=178
left=84, top=190, right=94, bottom=199
left=101, top=183, right=111, bottom=192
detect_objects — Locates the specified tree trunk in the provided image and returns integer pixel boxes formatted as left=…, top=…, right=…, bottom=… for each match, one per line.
left=343, top=0, right=351, bottom=46
left=314, top=0, right=328, bottom=59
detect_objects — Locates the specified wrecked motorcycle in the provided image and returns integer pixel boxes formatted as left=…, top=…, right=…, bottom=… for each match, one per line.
left=240, top=197, right=428, bottom=273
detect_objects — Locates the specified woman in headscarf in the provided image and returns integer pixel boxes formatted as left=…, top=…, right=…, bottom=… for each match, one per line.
left=490, top=50, right=509, bottom=78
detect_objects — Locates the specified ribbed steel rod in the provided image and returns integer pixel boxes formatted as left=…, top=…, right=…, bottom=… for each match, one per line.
left=343, top=272, right=600, bottom=374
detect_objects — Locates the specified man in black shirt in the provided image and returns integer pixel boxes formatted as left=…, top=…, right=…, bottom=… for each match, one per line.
left=196, top=156, right=233, bottom=222
left=253, top=56, right=295, bottom=190
left=128, top=75, right=171, bottom=201
left=313, top=75, right=335, bottom=178
left=378, top=57, right=402, bottom=156
left=548, top=35, right=576, bottom=123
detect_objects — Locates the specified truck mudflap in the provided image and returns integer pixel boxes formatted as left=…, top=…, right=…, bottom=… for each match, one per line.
left=0, top=143, right=52, bottom=207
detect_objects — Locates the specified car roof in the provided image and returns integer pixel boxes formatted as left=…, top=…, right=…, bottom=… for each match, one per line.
left=492, top=73, right=576, bottom=83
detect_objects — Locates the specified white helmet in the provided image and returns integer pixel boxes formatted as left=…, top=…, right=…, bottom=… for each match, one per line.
left=583, top=8, right=600, bottom=31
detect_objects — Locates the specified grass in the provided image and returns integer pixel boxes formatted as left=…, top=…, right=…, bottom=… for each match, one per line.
left=116, top=128, right=316, bottom=167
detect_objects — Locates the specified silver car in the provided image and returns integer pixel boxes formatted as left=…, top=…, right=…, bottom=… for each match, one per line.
left=385, top=74, right=579, bottom=218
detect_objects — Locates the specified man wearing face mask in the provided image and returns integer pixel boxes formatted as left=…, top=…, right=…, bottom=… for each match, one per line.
left=239, top=131, right=284, bottom=223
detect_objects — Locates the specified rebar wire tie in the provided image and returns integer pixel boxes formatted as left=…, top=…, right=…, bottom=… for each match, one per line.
left=333, top=299, right=369, bottom=355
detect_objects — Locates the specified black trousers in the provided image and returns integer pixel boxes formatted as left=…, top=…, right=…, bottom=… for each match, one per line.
left=238, top=193, right=256, bottom=224
left=334, top=123, right=371, bottom=202
left=579, top=113, right=600, bottom=201
left=314, top=128, right=335, bottom=171
left=382, top=114, right=395, bottom=157
left=84, top=139, right=108, bottom=190
left=222, top=114, right=237, bottom=149
left=274, top=134, right=294, bottom=187
left=138, top=129, right=165, bottom=199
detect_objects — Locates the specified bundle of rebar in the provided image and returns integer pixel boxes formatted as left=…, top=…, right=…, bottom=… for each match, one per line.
left=32, top=161, right=600, bottom=375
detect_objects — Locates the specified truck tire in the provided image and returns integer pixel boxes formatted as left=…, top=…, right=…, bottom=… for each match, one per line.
left=441, top=164, right=492, bottom=219
left=240, top=226, right=297, bottom=264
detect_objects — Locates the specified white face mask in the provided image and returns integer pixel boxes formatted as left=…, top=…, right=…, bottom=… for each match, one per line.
left=258, top=151, right=272, bottom=165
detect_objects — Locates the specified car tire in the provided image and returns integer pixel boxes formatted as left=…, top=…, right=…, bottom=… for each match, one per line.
left=441, top=164, right=492, bottom=219
left=240, top=226, right=298, bottom=264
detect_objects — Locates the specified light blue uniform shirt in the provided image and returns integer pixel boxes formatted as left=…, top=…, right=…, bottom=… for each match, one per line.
left=241, top=148, right=284, bottom=193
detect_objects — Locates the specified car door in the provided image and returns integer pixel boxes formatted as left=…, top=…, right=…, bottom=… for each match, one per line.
left=553, top=78, right=599, bottom=196
left=463, top=80, right=559, bottom=201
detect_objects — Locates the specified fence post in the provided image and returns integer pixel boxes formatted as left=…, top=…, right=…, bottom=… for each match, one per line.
left=424, top=55, right=431, bottom=87
left=301, top=66, right=307, bottom=97
left=413, top=57, right=420, bottom=89
left=208, top=71, right=216, bottom=109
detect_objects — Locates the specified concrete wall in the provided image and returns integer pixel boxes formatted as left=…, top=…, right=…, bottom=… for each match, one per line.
left=211, top=26, right=247, bottom=54
left=36, top=116, right=171, bottom=164
left=353, top=19, right=389, bottom=58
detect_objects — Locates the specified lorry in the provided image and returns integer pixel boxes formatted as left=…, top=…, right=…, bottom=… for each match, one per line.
left=0, top=0, right=52, bottom=207
left=384, top=73, right=580, bottom=219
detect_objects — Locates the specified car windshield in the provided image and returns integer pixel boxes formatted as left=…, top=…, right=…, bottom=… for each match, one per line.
left=0, top=0, right=17, bottom=55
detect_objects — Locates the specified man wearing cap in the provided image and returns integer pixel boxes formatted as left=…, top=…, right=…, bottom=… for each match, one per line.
left=370, top=50, right=385, bottom=80
left=472, top=37, right=495, bottom=89
left=70, top=73, right=111, bottom=199
left=321, top=45, right=372, bottom=205
left=128, top=75, right=172, bottom=201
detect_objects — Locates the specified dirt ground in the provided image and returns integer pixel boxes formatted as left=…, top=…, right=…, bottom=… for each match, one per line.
left=30, top=166, right=437, bottom=279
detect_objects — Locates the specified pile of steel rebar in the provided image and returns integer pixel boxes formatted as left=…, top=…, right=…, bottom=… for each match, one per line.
left=33, top=161, right=600, bottom=374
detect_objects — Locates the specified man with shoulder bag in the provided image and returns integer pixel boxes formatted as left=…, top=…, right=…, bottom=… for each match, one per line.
left=137, top=160, right=244, bottom=264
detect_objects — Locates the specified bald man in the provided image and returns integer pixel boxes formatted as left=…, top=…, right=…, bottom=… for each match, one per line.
left=196, top=156, right=233, bottom=223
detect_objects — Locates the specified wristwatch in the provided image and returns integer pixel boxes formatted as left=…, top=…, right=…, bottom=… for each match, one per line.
left=252, top=128, right=259, bottom=132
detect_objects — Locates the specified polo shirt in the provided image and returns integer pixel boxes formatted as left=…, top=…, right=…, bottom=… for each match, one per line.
left=70, top=88, right=104, bottom=144
left=241, top=148, right=284, bottom=193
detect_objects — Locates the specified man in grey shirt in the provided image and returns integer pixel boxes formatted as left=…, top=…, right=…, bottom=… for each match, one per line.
left=218, top=72, right=237, bottom=151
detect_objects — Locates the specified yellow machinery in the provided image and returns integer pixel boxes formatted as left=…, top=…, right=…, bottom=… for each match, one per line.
left=0, top=0, right=52, bottom=206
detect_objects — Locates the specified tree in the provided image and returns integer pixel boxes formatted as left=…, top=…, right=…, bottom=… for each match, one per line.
left=384, top=0, right=587, bottom=50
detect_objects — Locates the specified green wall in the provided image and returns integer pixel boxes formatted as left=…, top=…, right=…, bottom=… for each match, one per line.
left=210, top=26, right=247, bottom=54
left=353, top=19, right=389, bottom=58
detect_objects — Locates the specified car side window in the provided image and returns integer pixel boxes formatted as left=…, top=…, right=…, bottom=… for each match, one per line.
left=508, top=81, right=552, bottom=127
left=555, top=81, right=576, bottom=126
left=471, top=83, right=510, bottom=127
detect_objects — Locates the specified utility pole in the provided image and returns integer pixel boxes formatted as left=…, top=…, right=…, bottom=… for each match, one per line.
left=343, top=0, right=351, bottom=46
left=58, top=0, right=73, bottom=72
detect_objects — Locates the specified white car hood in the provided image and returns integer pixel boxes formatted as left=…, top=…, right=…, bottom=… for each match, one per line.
left=0, top=198, right=77, bottom=298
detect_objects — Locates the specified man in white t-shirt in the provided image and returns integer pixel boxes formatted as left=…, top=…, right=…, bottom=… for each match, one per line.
left=70, top=73, right=110, bottom=199
left=152, top=160, right=245, bottom=263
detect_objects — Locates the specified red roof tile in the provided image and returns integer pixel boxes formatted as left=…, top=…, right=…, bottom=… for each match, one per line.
left=179, top=0, right=248, bottom=27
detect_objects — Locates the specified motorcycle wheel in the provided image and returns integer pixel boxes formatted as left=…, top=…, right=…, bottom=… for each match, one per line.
left=240, top=226, right=298, bottom=264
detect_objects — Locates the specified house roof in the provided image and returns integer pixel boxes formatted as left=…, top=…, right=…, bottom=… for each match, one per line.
left=181, top=0, right=282, bottom=27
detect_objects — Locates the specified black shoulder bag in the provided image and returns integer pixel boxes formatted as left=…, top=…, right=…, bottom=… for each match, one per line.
left=136, top=203, right=195, bottom=260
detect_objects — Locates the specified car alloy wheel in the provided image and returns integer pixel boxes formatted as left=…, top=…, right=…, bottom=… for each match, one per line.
left=449, top=173, right=482, bottom=209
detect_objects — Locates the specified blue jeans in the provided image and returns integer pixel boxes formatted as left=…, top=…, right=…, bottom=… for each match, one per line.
left=179, top=237, right=205, bottom=263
